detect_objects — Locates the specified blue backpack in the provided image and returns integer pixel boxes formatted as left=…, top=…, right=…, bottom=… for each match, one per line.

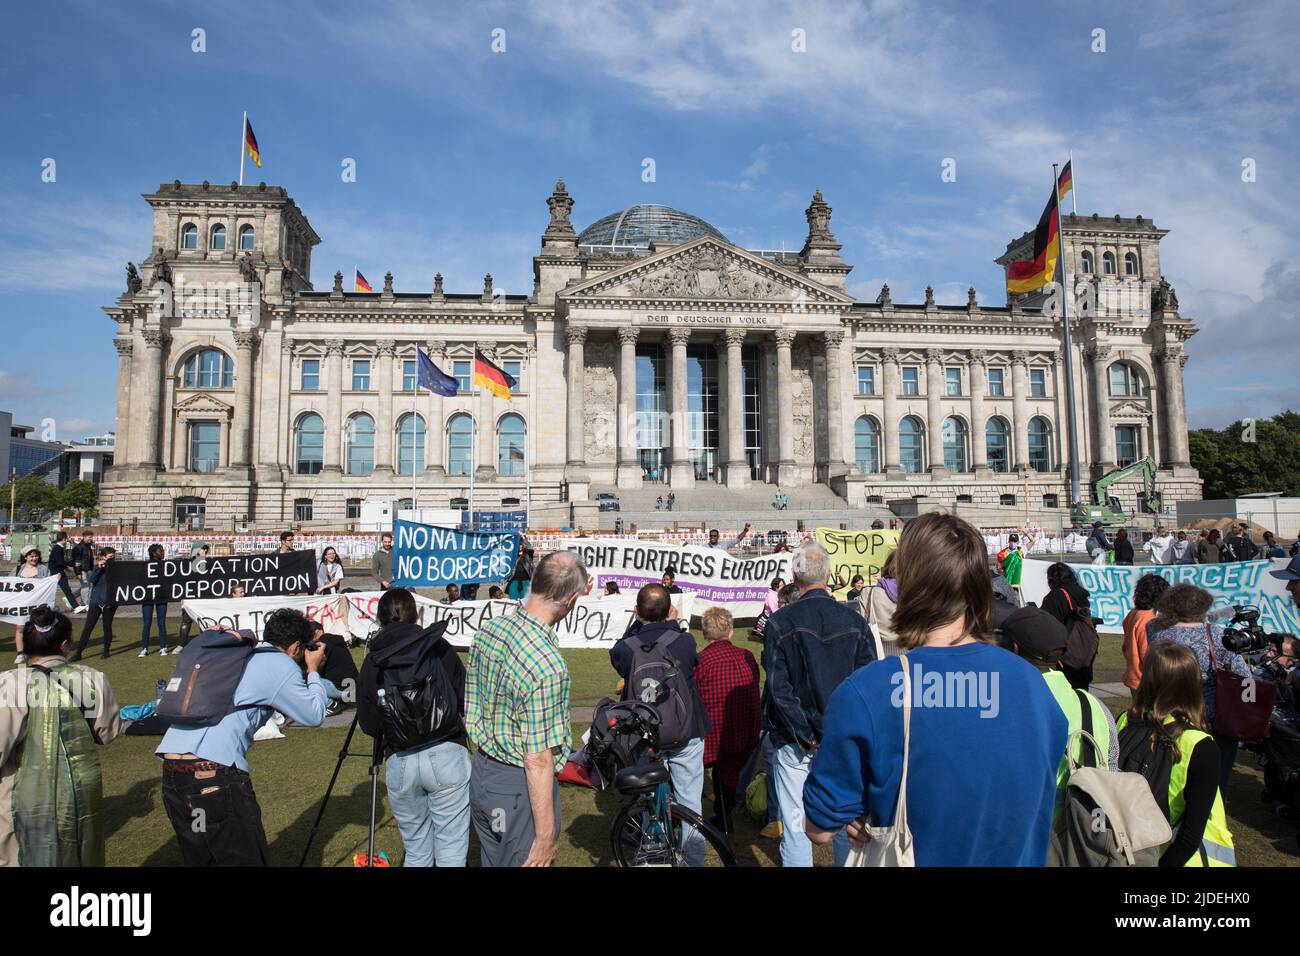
left=157, top=629, right=261, bottom=726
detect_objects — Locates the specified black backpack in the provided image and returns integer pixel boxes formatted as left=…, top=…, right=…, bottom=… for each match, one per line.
left=587, top=697, right=656, bottom=786
left=157, top=629, right=260, bottom=726
left=622, top=629, right=696, bottom=750
left=374, top=626, right=461, bottom=753
left=1117, top=719, right=1176, bottom=822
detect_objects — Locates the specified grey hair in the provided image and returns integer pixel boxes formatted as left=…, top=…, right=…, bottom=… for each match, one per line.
left=529, top=550, right=589, bottom=609
left=791, top=542, right=831, bottom=589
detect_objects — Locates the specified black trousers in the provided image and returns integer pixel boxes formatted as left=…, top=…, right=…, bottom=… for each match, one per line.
left=162, top=765, right=270, bottom=866
left=74, top=604, right=116, bottom=658
left=56, top=573, right=78, bottom=609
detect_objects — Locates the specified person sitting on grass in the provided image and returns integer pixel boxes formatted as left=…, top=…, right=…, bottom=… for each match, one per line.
left=0, top=605, right=122, bottom=866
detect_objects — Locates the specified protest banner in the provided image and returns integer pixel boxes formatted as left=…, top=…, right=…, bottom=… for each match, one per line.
left=105, top=551, right=317, bottom=606
left=815, top=527, right=901, bottom=599
left=393, top=519, right=520, bottom=588
left=182, top=593, right=348, bottom=639
left=0, top=576, right=61, bottom=625
left=1021, top=557, right=1300, bottom=636
left=561, top=538, right=788, bottom=618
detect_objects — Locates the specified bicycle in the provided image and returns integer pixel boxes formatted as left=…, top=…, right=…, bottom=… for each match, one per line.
left=599, top=702, right=737, bottom=867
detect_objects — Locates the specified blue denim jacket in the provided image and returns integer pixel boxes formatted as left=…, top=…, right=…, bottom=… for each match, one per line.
left=762, top=588, right=877, bottom=750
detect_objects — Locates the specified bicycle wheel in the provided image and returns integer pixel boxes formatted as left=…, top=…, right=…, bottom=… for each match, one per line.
left=611, top=799, right=737, bottom=867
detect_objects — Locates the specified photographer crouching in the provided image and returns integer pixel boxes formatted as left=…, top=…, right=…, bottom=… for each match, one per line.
left=357, top=588, right=469, bottom=867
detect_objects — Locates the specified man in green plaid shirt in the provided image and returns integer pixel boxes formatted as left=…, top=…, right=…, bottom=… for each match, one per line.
left=467, top=550, right=588, bottom=867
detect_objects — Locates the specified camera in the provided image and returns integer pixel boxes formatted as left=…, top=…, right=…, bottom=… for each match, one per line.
left=1220, top=605, right=1286, bottom=656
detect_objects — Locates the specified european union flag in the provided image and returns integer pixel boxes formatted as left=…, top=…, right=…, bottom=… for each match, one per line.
left=418, top=349, right=458, bottom=396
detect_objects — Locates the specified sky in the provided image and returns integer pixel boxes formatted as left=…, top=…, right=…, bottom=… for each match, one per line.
left=0, top=0, right=1295, bottom=440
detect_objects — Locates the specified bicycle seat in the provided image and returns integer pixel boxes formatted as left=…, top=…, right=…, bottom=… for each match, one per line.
left=614, top=762, right=670, bottom=793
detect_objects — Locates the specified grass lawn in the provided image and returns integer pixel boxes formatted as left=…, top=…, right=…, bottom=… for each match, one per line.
left=4, top=614, right=1297, bottom=867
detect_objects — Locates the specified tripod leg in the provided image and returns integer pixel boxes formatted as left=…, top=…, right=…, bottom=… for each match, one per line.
left=298, top=709, right=361, bottom=868
left=368, top=732, right=383, bottom=867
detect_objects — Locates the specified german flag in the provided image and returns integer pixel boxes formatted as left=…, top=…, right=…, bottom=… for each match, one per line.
left=354, top=270, right=372, bottom=293
left=474, top=349, right=516, bottom=399
left=1006, top=186, right=1060, bottom=294
left=244, top=116, right=261, bottom=168
left=1057, top=160, right=1073, bottom=202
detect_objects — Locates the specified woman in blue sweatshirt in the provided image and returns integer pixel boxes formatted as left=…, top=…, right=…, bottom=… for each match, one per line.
left=806, top=512, right=1068, bottom=866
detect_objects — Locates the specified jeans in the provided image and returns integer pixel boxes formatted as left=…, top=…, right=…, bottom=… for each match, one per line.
left=737, top=731, right=779, bottom=825
left=385, top=741, right=471, bottom=867
left=773, top=742, right=850, bottom=867
left=141, top=603, right=169, bottom=651
left=162, top=765, right=270, bottom=866
left=664, top=736, right=705, bottom=866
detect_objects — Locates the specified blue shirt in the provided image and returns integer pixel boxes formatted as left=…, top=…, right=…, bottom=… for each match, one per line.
left=804, top=642, right=1067, bottom=866
left=156, top=646, right=329, bottom=771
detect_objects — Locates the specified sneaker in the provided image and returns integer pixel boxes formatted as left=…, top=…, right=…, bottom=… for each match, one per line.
left=138, top=649, right=149, bottom=657
left=759, top=820, right=783, bottom=840
left=14, top=653, right=26, bottom=665
left=74, top=605, right=88, bottom=614
left=159, top=647, right=170, bottom=656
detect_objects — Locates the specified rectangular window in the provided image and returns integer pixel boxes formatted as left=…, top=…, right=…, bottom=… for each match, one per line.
left=503, top=361, right=522, bottom=390
left=294, top=498, right=313, bottom=522
left=352, top=359, right=371, bottom=391
left=188, top=421, right=220, bottom=473
left=402, top=360, right=417, bottom=391
left=945, top=367, right=961, bottom=396
left=857, top=366, right=874, bottom=395
left=902, top=367, right=919, bottom=396
left=988, top=368, right=1005, bottom=396
left=1115, top=425, right=1139, bottom=467
left=454, top=360, right=471, bottom=392
left=346, top=498, right=362, bottom=519
left=1030, top=368, right=1046, bottom=397
left=301, top=359, right=320, bottom=391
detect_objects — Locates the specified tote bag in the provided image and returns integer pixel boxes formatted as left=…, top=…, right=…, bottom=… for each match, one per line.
left=1206, top=624, right=1275, bottom=740
left=845, top=654, right=916, bottom=867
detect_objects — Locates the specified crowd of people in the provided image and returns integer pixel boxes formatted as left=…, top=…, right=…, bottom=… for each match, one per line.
left=1, top=514, right=1298, bottom=869
left=1086, top=521, right=1297, bottom=566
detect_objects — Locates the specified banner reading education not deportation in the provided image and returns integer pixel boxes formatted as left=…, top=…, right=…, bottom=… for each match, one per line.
left=105, top=551, right=317, bottom=606
left=563, top=539, right=789, bottom=618
left=1021, top=557, right=1300, bottom=636
left=393, top=519, right=520, bottom=588
left=815, top=527, right=901, bottom=599
left=0, top=575, right=60, bottom=625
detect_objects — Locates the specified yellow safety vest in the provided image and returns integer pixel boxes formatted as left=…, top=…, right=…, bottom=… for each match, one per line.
left=1117, top=713, right=1236, bottom=867
left=1043, top=670, right=1112, bottom=800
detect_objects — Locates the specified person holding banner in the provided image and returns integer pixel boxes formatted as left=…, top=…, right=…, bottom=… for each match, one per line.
left=316, top=546, right=344, bottom=595
left=11, top=546, right=50, bottom=664
left=138, top=543, right=170, bottom=658
left=70, top=548, right=117, bottom=662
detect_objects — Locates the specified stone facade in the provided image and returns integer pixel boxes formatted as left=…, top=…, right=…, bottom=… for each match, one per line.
left=100, top=179, right=1200, bottom=528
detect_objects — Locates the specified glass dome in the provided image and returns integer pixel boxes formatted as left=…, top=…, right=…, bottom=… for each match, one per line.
left=577, top=204, right=728, bottom=252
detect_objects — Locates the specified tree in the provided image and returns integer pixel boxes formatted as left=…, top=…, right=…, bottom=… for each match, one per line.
left=1189, top=410, right=1300, bottom=499
left=1, top=475, right=60, bottom=526
left=58, top=478, right=99, bottom=516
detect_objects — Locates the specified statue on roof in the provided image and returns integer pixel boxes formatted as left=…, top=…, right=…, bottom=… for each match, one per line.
left=125, top=262, right=142, bottom=294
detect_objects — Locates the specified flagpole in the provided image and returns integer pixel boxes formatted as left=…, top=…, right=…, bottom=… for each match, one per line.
left=1054, top=163, right=1082, bottom=512
left=410, top=367, right=419, bottom=512
left=468, top=418, right=476, bottom=533
left=1068, top=150, right=1077, bottom=215
left=239, top=112, right=247, bottom=186
left=525, top=421, right=532, bottom=533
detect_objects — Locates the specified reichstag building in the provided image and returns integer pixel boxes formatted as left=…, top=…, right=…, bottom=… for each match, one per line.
left=99, top=179, right=1201, bottom=527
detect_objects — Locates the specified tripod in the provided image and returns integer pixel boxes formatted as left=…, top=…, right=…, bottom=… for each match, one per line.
left=298, top=709, right=385, bottom=867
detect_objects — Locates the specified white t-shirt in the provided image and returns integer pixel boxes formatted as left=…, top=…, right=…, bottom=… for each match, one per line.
left=1143, top=535, right=1174, bottom=564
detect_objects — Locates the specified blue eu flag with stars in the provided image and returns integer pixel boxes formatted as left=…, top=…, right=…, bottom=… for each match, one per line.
left=418, top=349, right=458, bottom=396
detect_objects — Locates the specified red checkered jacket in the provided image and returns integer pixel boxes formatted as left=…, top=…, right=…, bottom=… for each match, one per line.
left=696, top=640, right=761, bottom=766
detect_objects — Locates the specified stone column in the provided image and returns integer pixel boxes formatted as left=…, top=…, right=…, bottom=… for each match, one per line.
left=230, top=330, right=258, bottom=471
left=768, top=328, right=798, bottom=487
left=373, top=342, right=396, bottom=475
left=1156, top=345, right=1191, bottom=467
left=137, top=329, right=167, bottom=469
left=476, top=344, right=497, bottom=479
left=668, top=327, right=695, bottom=489
left=616, top=326, right=641, bottom=488
left=1011, top=350, right=1030, bottom=471
left=969, top=349, right=989, bottom=476
left=424, top=340, right=446, bottom=477
left=1087, top=345, right=1115, bottom=471
left=112, top=336, right=133, bottom=467
left=824, top=329, right=848, bottom=479
left=881, top=347, right=902, bottom=478
left=925, top=348, right=947, bottom=475
left=723, top=328, right=749, bottom=488
left=565, top=324, right=589, bottom=482
left=323, top=339, right=344, bottom=474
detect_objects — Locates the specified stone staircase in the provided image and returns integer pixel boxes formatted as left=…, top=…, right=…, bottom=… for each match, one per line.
left=580, top=482, right=895, bottom=531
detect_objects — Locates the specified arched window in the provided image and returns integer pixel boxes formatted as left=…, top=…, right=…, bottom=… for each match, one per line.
left=1108, top=362, right=1142, bottom=396
left=854, top=416, right=880, bottom=474
left=986, top=417, right=1010, bottom=473
left=899, top=416, right=924, bottom=474
left=1102, top=251, right=1116, bottom=275
left=447, top=414, right=474, bottom=477
left=210, top=224, right=226, bottom=251
left=238, top=224, right=255, bottom=250
left=942, top=417, right=968, bottom=472
left=1080, top=250, right=1094, bottom=274
left=396, top=413, right=425, bottom=476
left=1124, top=252, right=1139, bottom=276
left=345, top=414, right=375, bottom=476
left=1028, top=416, right=1052, bottom=471
left=182, top=349, right=233, bottom=388
left=498, top=414, right=526, bottom=476
left=180, top=223, right=198, bottom=249
left=294, top=413, right=324, bottom=475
